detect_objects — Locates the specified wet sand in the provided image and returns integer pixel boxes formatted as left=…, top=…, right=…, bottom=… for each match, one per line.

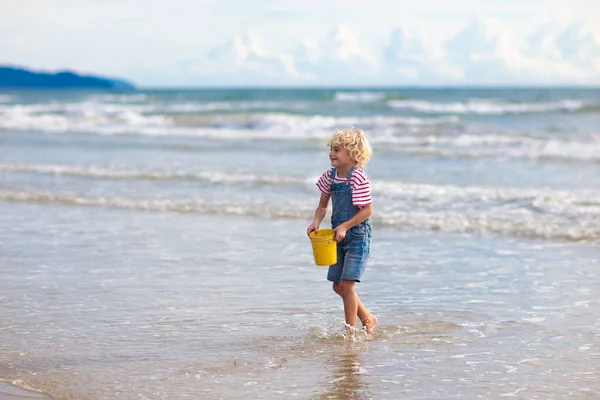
left=0, top=382, right=50, bottom=400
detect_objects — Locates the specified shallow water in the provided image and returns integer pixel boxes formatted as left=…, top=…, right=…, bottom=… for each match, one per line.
left=1, top=88, right=599, bottom=398
left=1, top=206, right=599, bottom=399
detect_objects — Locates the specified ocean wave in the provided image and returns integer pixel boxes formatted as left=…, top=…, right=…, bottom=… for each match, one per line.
left=371, top=134, right=600, bottom=163
left=193, top=113, right=459, bottom=131
left=387, top=99, right=588, bottom=115
left=86, top=94, right=151, bottom=103
left=0, top=102, right=156, bottom=114
left=371, top=181, right=600, bottom=239
left=165, top=101, right=310, bottom=113
left=0, top=163, right=303, bottom=186
left=371, top=181, right=600, bottom=216
left=0, top=189, right=313, bottom=219
left=0, top=100, right=309, bottom=117
left=1, top=99, right=598, bottom=163
left=3, top=93, right=598, bottom=119
left=1, top=104, right=597, bottom=163
left=334, top=91, right=387, bottom=102
left=5, top=162, right=600, bottom=218
left=1, top=188, right=597, bottom=242
left=0, top=103, right=459, bottom=136
left=1, top=101, right=597, bottom=163
left=372, top=210, right=599, bottom=242
left=6, top=162, right=600, bottom=213
left=0, top=105, right=172, bottom=133
left=169, top=113, right=460, bottom=132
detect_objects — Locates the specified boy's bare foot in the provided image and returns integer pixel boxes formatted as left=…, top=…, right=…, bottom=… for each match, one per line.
left=366, top=315, right=378, bottom=334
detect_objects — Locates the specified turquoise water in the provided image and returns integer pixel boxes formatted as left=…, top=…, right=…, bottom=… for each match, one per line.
left=0, top=88, right=599, bottom=399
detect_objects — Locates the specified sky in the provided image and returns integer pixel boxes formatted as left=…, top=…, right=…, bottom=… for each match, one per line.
left=2, top=0, right=600, bottom=86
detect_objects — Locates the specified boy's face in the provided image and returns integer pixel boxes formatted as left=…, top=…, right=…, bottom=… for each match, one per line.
left=329, top=144, right=354, bottom=169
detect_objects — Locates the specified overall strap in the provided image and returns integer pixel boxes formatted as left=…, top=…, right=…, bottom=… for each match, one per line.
left=346, top=167, right=356, bottom=180
left=329, top=168, right=337, bottom=180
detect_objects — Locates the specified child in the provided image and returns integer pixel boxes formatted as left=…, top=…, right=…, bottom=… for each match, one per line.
left=307, top=127, right=377, bottom=336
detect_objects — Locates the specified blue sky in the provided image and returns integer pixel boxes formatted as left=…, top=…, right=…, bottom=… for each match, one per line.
left=2, top=0, right=600, bottom=86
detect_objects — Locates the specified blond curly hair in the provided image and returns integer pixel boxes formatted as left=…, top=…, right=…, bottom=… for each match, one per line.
left=328, top=127, right=372, bottom=168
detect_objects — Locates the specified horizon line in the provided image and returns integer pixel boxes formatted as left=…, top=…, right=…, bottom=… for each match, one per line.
left=134, top=83, right=600, bottom=90
left=3, top=84, right=600, bottom=91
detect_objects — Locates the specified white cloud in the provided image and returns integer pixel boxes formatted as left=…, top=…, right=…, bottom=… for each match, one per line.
left=527, top=21, right=600, bottom=68
left=324, top=25, right=377, bottom=68
left=292, top=25, right=379, bottom=84
left=381, top=27, right=463, bottom=83
left=179, top=33, right=308, bottom=86
left=434, top=18, right=600, bottom=85
left=2, top=1, right=600, bottom=85
left=182, top=18, right=600, bottom=86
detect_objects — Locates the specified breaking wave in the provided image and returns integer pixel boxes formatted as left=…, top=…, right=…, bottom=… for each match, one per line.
left=0, top=163, right=304, bottom=186
left=371, top=133, right=600, bottom=163
left=334, top=91, right=387, bottom=102
left=1, top=180, right=598, bottom=242
left=387, top=99, right=588, bottom=114
left=0, top=102, right=460, bottom=136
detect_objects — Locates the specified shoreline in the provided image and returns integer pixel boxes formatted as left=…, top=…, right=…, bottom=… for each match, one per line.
left=0, top=382, right=51, bottom=400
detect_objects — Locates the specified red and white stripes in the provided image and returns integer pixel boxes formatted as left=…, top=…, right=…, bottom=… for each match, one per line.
left=316, top=168, right=372, bottom=207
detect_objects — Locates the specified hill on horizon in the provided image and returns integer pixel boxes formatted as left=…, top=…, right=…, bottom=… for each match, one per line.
left=0, top=66, right=136, bottom=89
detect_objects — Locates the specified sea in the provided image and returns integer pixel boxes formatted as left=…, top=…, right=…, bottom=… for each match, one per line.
left=0, top=87, right=599, bottom=399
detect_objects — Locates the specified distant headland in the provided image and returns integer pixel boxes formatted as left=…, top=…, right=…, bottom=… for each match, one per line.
left=0, top=66, right=136, bottom=89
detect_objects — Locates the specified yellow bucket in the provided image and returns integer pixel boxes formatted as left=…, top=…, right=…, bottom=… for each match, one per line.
left=309, top=229, right=337, bottom=266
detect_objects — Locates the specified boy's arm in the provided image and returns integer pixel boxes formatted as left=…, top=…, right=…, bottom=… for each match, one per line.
left=307, top=193, right=330, bottom=235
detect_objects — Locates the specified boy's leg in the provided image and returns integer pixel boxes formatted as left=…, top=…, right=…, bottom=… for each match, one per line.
left=335, top=230, right=376, bottom=332
left=338, top=280, right=373, bottom=329
left=333, top=282, right=372, bottom=327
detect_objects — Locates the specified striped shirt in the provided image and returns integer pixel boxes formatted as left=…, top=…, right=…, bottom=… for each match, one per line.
left=316, top=168, right=372, bottom=207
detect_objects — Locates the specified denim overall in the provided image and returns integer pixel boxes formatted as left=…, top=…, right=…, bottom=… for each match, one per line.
left=327, top=168, right=372, bottom=283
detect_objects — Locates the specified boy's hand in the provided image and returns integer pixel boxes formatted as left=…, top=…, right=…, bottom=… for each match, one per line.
left=334, top=225, right=347, bottom=242
left=307, top=223, right=319, bottom=237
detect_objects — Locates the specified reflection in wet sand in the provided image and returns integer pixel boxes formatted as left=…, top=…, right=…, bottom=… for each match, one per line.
left=317, top=343, right=372, bottom=400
